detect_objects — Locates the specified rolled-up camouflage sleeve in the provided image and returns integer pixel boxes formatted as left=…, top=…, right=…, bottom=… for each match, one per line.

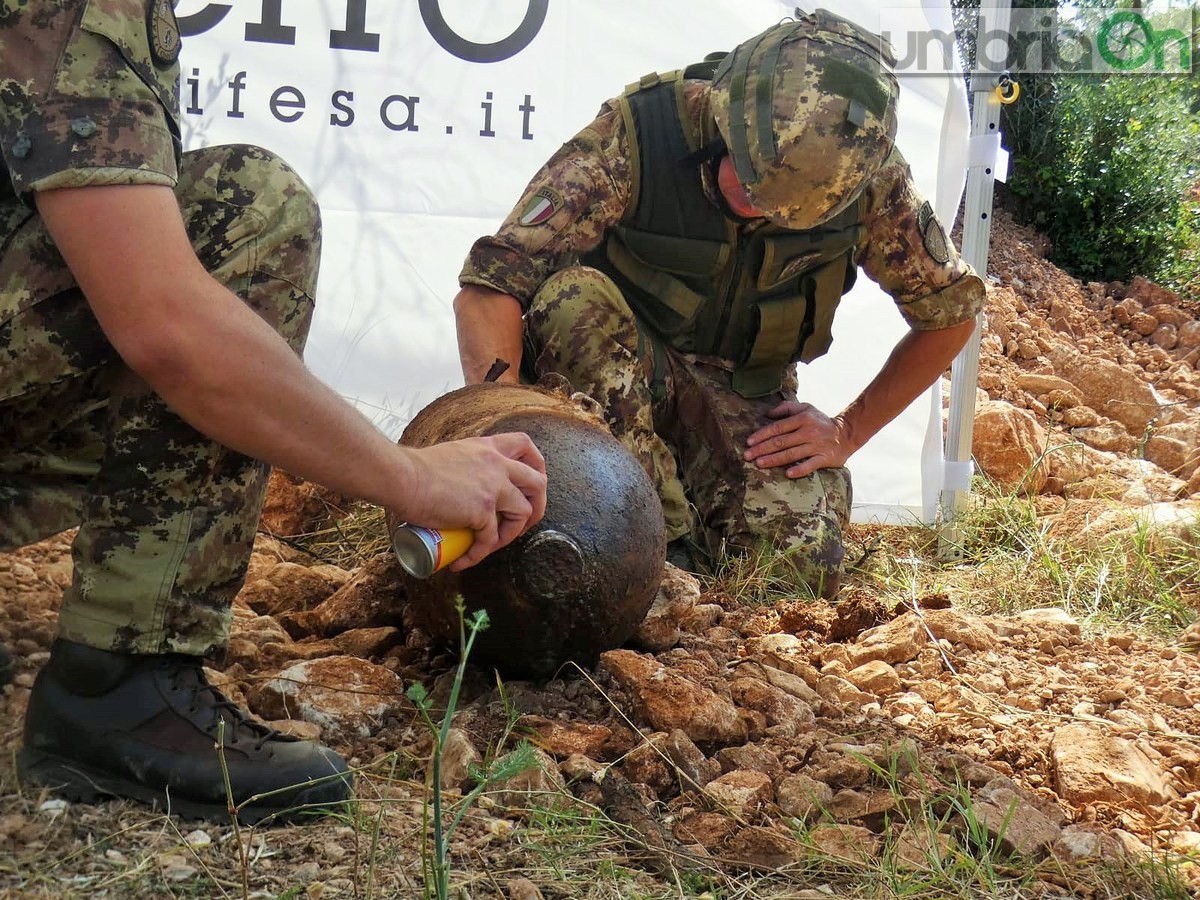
left=459, top=101, right=632, bottom=309
left=856, top=148, right=985, bottom=330
left=0, top=0, right=181, bottom=208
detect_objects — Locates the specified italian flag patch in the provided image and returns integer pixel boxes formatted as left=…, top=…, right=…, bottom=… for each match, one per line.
left=518, top=186, right=563, bottom=226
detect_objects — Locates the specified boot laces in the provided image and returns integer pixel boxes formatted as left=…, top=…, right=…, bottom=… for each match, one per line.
left=167, top=661, right=278, bottom=753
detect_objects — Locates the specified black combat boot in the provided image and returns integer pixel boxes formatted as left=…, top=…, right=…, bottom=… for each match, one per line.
left=0, top=641, right=13, bottom=687
left=18, top=640, right=352, bottom=824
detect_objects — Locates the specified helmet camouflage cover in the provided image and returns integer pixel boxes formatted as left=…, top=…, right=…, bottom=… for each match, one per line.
left=711, top=9, right=900, bottom=230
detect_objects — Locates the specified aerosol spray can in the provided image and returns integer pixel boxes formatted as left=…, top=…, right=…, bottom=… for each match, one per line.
left=391, top=524, right=475, bottom=578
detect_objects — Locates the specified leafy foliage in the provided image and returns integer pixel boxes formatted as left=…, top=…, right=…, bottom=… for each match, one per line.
left=408, top=602, right=539, bottom=900
left=1007, top=68, right=1200, bottom=287
left=949, top=1, right=1200, bottom=299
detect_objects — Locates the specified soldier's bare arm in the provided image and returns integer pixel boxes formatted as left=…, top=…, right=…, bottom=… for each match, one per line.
left=35, top=182, right=546, bottom=560
left=455, top=109, right=631, bottom=386
left=745, top=319, right=975, bottom=477
left=744, top=147, right=986, bottom=478
left=453, top=284, right=525, bottom=384
left=400, top=432, right=547, bottom=567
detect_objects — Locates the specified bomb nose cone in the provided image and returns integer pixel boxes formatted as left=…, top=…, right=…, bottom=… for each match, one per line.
left=517, top=530, right=587, bottom=601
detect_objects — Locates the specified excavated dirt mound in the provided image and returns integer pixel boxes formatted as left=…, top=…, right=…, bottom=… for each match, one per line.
left=2, top=213, right=1199, bottom=897
left=966, top=209, right=1200, bottom=505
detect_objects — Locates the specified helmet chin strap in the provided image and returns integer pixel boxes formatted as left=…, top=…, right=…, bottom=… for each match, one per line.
left=679, top=135, right=764, bottom=224
left=678, top=135, right=726, bottom=169
left=708, top=157, right=764, bottom=225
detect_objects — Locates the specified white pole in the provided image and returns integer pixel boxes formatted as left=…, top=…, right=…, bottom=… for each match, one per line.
left=939, top=0, right=1014, bottom=558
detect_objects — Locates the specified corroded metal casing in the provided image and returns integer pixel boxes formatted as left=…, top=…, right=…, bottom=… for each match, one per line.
left=393, top=383, right=666, bottom=678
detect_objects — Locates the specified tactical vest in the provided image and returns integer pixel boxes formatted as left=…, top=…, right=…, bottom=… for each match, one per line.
left=579, top=68, right=864, bottom=398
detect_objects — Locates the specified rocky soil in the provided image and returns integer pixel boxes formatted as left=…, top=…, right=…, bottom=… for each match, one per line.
left=1, top=212, right=1199, bottom=898
left=969, top=210, right=1200, bottom=506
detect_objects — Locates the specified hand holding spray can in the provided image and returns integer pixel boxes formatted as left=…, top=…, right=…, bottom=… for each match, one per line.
left=391, top=524, right=476, bottom=578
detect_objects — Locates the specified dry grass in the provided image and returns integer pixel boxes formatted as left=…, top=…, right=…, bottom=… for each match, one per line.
left=267, top=502, right=392, bottom=570
left=843, top=478, right=1200, bottom=640
left=4, top=480, right=1199, bottom=899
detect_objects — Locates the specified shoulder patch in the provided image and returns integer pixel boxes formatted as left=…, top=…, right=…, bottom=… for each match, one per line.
left=917, top=200, right=951, bottom=265
left=148, top=0, right=181, bottom=67
left=518, top=186, right=564, bottom=227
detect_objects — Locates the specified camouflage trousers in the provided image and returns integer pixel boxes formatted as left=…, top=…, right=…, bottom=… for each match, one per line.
left=0, top=145, right=319, bottom=657
left=524, top=266, right=851, bottom=595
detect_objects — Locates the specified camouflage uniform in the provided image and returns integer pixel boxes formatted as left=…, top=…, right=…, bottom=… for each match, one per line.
left=461, top=60, right=985, bottom=591
left=0, top=0, right=320, bottom=656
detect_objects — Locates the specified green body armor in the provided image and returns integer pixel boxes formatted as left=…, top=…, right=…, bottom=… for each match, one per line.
left=579, top=69, right=865, bottom=398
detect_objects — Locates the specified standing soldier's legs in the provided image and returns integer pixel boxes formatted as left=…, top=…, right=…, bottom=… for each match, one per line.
left=524, top=266, right=692, bottom=541
left=661, top=356, right=852, bottom=597
left=0, top=145, right=349, bottom=822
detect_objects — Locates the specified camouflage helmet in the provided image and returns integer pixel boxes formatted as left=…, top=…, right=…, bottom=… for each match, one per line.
left=710, top=9, right=900, bottom=230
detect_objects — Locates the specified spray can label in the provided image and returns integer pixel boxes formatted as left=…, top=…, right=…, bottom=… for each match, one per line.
left=392, top=524, right=475, bottom=578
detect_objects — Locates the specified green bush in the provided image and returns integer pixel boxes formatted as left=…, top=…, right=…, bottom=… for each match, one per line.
left=951, top=1, right=1200, bottom=300
left=1160, top=191, right=1200, bottom=307
left=1007, top=71, right=1200, bottom=287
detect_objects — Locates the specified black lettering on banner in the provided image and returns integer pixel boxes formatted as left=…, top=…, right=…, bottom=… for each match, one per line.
left=246, top=0, right=296, bottom=45
left=331, top=91, right=356, bottom=127
left=519, top=94, right=535, bottom=140
left=418, top=0, right=548, bottom=63
left=180, top=60, right=540, bottom=139
left=186, top=67, right=203, bottom=114
left=270, top=86, right=306, bottom=122
left=180, top=0, right=376, bottom=52
left=177, top=0, right=545, bottom=136
left=380, top=95, right=420, bottom=132
left=331, top=0, right=380, bottom=52
left=178, top=3, right=232, bottom=37
left=228, top=72, right=248, bottom=118
left=479, top=91, right=495, bottom=137
left=180, top=1, right=547, bottom=62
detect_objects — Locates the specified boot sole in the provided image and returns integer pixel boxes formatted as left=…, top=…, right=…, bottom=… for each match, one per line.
left=17, top=749, right=349, bottom=826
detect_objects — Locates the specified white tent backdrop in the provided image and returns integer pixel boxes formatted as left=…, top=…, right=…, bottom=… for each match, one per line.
left=177, top=0, right=969, bottom=524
